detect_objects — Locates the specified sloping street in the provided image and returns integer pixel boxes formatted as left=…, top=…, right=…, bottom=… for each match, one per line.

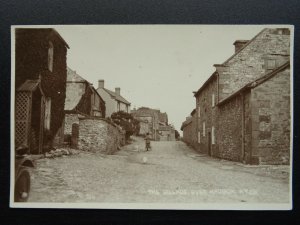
left=28, top=137, right=290, bottom=203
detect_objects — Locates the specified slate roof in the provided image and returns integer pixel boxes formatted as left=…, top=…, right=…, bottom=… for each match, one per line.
left=17, top=80, right=40, bottom=92
left=65, top=67, right=104, bottom=111
left=180, top=118, right=193, bottom=131
left=103, top=88, right=131, bottom=105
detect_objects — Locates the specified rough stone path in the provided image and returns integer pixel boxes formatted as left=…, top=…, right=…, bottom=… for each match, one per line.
left=28, top=137, right=290, bottom=204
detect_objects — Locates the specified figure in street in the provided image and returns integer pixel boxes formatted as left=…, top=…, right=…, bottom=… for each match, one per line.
left=145, top=132, right=151, bottom=151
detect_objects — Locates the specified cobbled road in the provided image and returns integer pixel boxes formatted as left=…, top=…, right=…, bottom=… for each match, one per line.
left=28, top=137, right=290, bottom=204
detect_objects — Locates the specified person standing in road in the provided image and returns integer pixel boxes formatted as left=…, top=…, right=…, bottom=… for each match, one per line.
left=145, top=132, right=151, bottom=151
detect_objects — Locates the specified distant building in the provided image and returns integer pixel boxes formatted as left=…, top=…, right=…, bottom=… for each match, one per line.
left=15, top=28, right=69, bottom=154
left=96, top=80, right=131, bottom=117
left=131, top=107, right=159, bottom=140
left=182, top=28, right=291, bottom=165
left=64, top=67, right=106, bottom=139
left=181, top=109, right=197, bottom=147
left=132, top=107, right=175, bottom=141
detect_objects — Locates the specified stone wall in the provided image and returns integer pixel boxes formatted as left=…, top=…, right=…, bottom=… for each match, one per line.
left=78, top=117, right=125, bottom=154
left=139, top=121, right=149, bottom=135
left=243, top=91, right=253, bottom=164
left=159, top=129, right=176, bottom=141
left=218, top=28, right=290, bottom=101
left=182, top=121, right=193, bottom=145
left=251, top=67, right=290, bottom=164
left=64, top=114, right=79, bottom=135
left=218, top=95, right=243, bottom=162
left=195, top=76, right=218, bottom=155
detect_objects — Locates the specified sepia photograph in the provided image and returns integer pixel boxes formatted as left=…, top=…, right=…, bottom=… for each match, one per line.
left=10, top=25, right=293, bottom=210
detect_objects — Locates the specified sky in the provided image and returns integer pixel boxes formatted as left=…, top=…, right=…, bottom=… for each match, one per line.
left=54, top=25, right=266, bottom=133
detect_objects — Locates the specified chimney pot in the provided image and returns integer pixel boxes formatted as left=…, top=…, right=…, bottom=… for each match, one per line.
left=233, top=40, right=249, bottom=53
left=98, top=80, right=104, bottom=89
left=115, top=87, right=120, bottom=96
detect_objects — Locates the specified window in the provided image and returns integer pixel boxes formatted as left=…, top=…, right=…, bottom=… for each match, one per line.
left=212, top=93, right=215, bottom=107
left=198, top=106, right=200, bottom=117
left=48, top=41, right=54, bottom=72
left=212, top=126, right=215, bottom=144
left=117, top=102, right=120, bottom=111
left=198, top=131, right=201, bottom=143
left=44, top=98, right=51, bottom=130
left=203, top=122, right=205, bottom=136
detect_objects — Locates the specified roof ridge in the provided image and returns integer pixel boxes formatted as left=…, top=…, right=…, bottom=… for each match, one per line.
left=222, top=28, right=267, bottom=65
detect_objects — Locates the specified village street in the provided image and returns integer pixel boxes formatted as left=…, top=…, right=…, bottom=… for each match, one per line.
left=28, top=137, right=290, bottom=204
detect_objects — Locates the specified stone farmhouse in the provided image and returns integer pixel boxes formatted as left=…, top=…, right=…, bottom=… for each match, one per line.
left=131, top=107, right=175, bottom=141
left=181, top=28, right=291, bottom=165
left=15, top=28, right=69, bottom=154
left=63, top=67, right=106, bottom=146
left=63, top=69, right=125, bottom=153
left=96, top=80, right=131, bottom=117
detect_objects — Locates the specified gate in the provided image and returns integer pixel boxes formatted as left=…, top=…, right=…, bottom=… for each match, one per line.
left=15, top=92, right=31, bottom=148
left=15, top=80, right=45, bottom=154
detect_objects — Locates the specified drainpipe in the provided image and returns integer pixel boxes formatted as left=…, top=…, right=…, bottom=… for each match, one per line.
left=241, top=92, right=245, bottom=163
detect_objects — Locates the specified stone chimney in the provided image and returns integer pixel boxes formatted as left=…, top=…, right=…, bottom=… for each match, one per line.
left=186, top=116, right=192, bottom=121
left=233, top=40, right=249, bottom=53
left=115, top=87, right=120, bottom=96
left=98, top=79, right=104, bottom=89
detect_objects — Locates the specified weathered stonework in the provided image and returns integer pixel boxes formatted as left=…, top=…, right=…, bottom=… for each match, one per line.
left=64, top=114, right=79, bottom=135
left=195, top=76, right=218, bottom=155
left=218, top=95, right=243, bottom=162
left=78, top=118, right=125, bottom=154
left=217, top=28, right=290, bottom=101
left=251, top=67, right=290, bottom=164
left=183, top=28, right=291, bottom=165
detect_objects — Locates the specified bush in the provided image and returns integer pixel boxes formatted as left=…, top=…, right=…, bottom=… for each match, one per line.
left=111, top=111, right=140, bottom=140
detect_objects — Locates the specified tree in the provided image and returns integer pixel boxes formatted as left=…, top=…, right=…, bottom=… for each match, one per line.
left=111, top=111, right=140, bottom=140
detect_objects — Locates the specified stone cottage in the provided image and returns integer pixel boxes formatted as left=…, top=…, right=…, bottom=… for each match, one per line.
left=64, top=67, right=106, bottom=145
left=131, top=107, right=159, bottom=140
left=131, top=107, right=175, bottom=141
left=15, top=28, right=69, bottom=154
left=96, top=80, right=131, bottom=117
left=217, top=61, right=290, bottom=164
left=183, top=28, right=291, bottom=165
left=181, top=109, right=197, bottom=147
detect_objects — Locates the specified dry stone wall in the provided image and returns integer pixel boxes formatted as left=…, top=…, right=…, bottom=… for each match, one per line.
left=64, top=114, right=79, bottom=135
left=78, top=117, right=125, bottom=154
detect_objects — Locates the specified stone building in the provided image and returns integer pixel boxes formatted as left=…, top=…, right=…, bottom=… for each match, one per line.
left=131, top=107, right=175, bottom=141
left=181, top=109, right=197, bottom=148
left=217, top=62, right=290, bottom=164
left=15, top=28, right=69, bottom=154
left=64, top=67, right=106, bottom=139
left=96, top=80, right=131, bottom=117
left=131, top=107, right=159, bottom=140
left=182, top=28, right=291, bottom=165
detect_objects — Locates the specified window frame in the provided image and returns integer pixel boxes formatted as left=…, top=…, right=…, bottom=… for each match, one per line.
left=44, top=97, right=51, bottom=130
left=48, top=41, right=54, bottom=72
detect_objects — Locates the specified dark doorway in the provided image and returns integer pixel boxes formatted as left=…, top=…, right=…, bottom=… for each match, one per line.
left=30, top=89, right=42, bottom=154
